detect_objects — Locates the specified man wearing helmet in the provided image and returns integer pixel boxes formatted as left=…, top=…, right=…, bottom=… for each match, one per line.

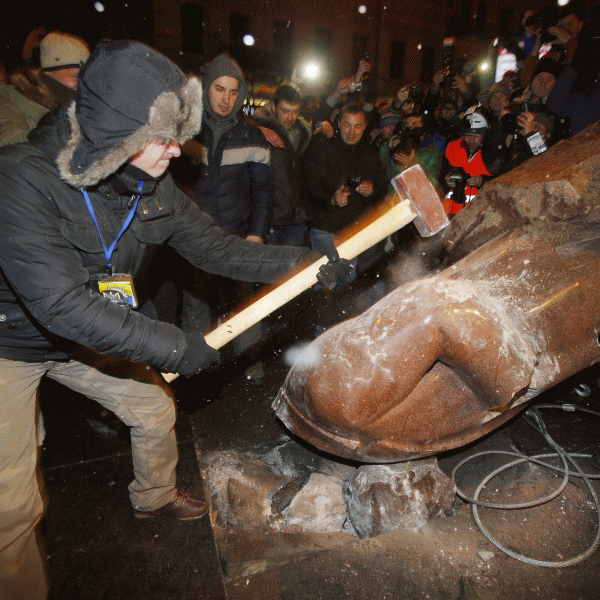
left=442, top=106, right=492, bottom=215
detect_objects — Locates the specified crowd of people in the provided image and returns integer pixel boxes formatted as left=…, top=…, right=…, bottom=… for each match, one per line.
left=0, top=3, right=599, bottom=597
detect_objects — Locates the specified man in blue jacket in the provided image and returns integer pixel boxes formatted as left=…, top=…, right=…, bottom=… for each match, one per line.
left=181, top=53, right=273, bottom=384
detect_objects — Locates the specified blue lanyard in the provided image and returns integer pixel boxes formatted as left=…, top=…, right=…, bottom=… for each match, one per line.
left=82, top=180, right=144, bottom=274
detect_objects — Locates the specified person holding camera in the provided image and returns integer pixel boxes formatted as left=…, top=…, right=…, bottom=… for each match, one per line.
left=301, top=103, right=387, bottom=276
left=380, top=112, right=442, bottom=190
left=515, top=58, right=563, bottom=112
left=421, top=67, right=475, bottom=115
left=311, top=55, right=378, bottom=135
left=546, top=3, right=600, bottom=138
left=498, top=110, right=555, bottom=173
left=441, top=106, right=492, bottom=216
left=521, top=2, right=586, bottom=88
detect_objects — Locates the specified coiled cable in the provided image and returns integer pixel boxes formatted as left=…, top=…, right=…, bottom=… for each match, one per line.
left=451, top=403, right=600, bottom=567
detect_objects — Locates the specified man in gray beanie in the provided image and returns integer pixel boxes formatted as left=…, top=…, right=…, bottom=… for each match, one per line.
left=0, top=40, right=346, bottom=600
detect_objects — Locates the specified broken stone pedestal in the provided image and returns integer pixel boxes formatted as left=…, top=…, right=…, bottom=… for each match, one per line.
left=343, top=459, right=457, bottom=538
left=204, top=443, right=456, bottom=538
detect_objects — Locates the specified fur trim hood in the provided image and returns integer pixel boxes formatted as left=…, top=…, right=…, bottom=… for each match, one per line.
left=57, top=40, right=202, bottom=189
left=9, top=67, right=59, bottom=110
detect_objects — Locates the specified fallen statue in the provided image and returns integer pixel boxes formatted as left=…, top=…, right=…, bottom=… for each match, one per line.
left=273, top=122, right=600, bottom=462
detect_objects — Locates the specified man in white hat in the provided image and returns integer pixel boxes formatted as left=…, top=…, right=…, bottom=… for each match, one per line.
left=0, top=31, right=89, bottom=146
left=39, top=31, right=90, bottom=91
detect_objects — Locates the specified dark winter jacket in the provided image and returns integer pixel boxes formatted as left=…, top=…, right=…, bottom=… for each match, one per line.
left=0, top=41, right=308, bottom=369
left=192, top=54, right=273, bottom=239
left=253, top=111, right=312, bottom=226
left=547, top=63, right=600, bottom=137
left=301, top=131, right=387, bottom=234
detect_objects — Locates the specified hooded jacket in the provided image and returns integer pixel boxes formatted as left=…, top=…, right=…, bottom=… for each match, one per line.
left=191, top=54, right=273, bottom=239
left=0, top=41, right=307, bottom=369
left=301, top=129, right=387, bottom=234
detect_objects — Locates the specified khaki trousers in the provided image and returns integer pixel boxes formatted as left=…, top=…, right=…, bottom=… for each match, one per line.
left=0, top=355, right=178, bottom=600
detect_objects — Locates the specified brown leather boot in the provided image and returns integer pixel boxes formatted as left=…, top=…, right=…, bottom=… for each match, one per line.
left=134, top=490, right=208, bottom=520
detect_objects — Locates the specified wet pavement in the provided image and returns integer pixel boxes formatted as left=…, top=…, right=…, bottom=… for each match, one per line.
left=39, top=265, right=600, bottom=599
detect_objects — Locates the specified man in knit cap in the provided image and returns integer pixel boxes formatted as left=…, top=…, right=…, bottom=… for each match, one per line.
left=0, top=40, right=346, bottom=599
left=39, top=30, right=90, bottom=92
left=0, top=31, right=89, bottom=146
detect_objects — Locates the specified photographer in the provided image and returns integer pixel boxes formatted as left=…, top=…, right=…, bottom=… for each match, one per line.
left=547, top=4, right=600, bottom=137
left=302, top=103, right=386, bottom=262
left=311, top=55, right=378, bottom=134
left=422, top=67, right=475, bottom=116
left=499, top=110, right=555, bottom=173
left=484, top=59, right=562, bottom=174
left=521, top=3, right=585, bottom=87
left=515, top=58, right=563, bottom=111
left=380, top=113, right=442, bottom=190
left=442, top=106, right=492, bottom=215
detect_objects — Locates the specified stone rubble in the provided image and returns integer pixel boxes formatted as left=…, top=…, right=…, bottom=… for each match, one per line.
left=343, top=459, right=457, bottom=537
left=205, top=447, right=456, bottom=537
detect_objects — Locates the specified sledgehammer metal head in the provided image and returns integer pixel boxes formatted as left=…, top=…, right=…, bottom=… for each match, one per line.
left=392, top=165, right=449, bottom=237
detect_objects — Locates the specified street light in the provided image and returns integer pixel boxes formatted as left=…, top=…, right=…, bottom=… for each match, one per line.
left=301, top=61, right=321, bottom=81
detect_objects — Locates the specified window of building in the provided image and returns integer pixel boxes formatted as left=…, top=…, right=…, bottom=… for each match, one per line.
left=352, top=34, right=369, bottom=66
left=390, top=41, right=405, bottom=79
left=230, top=12, right=251, bottom=47
left=180, top=3, right=204, bottom=54
left=421, top=46, right=435, bottom=82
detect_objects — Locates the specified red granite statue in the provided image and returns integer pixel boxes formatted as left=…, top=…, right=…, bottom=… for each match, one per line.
left=274, top=122, right=600, bottom=462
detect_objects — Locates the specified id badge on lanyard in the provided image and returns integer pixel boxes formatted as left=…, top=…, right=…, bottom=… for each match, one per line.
left=83, top=181, right=144, bottom=309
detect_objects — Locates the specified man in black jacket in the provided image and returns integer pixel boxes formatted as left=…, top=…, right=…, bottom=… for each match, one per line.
left=0, top=41, right=344, bottom=600
left=253, top=83, right=312, bottom=247
left=302, top=102, right=387, bottom=277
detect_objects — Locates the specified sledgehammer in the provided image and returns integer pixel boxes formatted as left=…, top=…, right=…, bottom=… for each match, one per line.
left=162, top=165, right=448, bottom=382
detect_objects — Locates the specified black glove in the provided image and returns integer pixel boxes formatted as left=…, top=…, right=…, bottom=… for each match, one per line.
left=177, top=331, right=221, bottom=378
left=316, top=248, right=354, bottom=290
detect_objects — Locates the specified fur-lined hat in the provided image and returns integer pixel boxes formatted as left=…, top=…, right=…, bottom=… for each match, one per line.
left=57, top=40, right=202, bottom=189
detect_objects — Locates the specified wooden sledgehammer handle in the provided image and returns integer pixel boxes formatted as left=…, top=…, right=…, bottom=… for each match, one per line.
left=162, top=198, right=418, bottom=383
left=162, top=165, right=448, bottom=382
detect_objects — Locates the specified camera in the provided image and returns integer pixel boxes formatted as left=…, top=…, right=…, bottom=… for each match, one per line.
left=441, top=38, right=455, bottom=83
left=500, top=101, right=529, bottom=133
left=448, top=166, right=467, bottom=184
left=527, top=7, right=558, bottom=44
left=409, top=83, right=424, bottom=103
left=346, top=177, right=362, bottom=189
left=389, top=128, right=421, bottom=156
